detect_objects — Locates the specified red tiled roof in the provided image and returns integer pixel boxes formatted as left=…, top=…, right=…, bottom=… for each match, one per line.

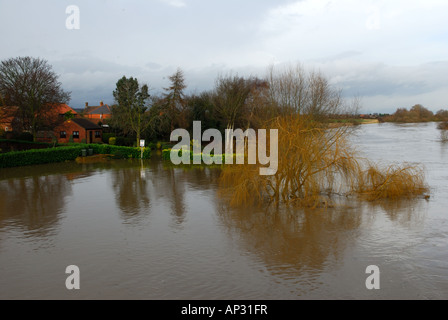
left=48, top=103, right=77, bottom=115
left=86, top=104, right=111, bottom=115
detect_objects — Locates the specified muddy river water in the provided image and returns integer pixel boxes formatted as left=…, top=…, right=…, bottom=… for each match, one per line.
left=0, top=122, right=447, bottom=299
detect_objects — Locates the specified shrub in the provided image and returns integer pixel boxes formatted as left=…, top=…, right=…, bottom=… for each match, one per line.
left=219, top=115, right=428, bottom=208
left=146, top=142, right=156, bottom=150
left=162, top=149, right=171, bottom=160
left=0, top=143, right=151, bottom=168
left=0, top=139, right=51, bottom=152
left=103, top=133, right=115, bottom=144
left=0, top=147, right=82, bottom=168
left=88, top=144, right=150, bottom=159
left=115, top=137, right=134, bottom=146
left=109, top=137, right=116, bottom=145
left=435, top=110, right=448, bottom=122
left=14, top=132, right=34, bottom=142
left=0, top=139, right=50, bottom=146
left=161, top=148, right=225, bottom=163
left=356, top=164, right=428, bottom=201
left=437, top=122, right=448, bottom=130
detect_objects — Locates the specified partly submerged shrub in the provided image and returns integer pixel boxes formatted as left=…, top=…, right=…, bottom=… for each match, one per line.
left=219, top=114, right=428, bottom=208
left=356, top=163, right=428, bottom=201
left=437, top=121, right=448, bottom=130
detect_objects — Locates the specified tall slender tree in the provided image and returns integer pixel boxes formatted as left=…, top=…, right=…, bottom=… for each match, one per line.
left=162, top=68, right=187, bottom=131
left=111, top=76, right=151, bottom=146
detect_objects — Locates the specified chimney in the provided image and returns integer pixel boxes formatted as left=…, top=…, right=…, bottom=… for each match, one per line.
left=100, top=101, right=104, bottom=106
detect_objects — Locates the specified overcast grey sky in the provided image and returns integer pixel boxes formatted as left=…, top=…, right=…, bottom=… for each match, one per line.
left=1, top=0, right=447, bottom=113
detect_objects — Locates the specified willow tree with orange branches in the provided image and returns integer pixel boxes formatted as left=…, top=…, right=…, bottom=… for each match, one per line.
left=219, top=65, right=428, bottom=208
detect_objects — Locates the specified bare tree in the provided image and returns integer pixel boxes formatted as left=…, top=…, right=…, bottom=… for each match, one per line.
left=0, top=57, right=71, bottom=140
left=266, top=64, right=308, bottom=115
left=307, top=70, right=342, bottom=119
left=265, top=64, right=346, bottom=119
left=211, top=74, right=253, bottom=131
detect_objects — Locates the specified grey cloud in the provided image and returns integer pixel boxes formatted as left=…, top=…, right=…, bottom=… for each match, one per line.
left=1, top=1, right=447, bottom=113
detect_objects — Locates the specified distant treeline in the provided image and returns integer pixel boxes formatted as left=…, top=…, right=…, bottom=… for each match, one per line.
left=380, top=104, right=448, bottom=123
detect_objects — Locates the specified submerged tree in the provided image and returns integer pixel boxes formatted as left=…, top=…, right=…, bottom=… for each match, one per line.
left=111, top=76, right=151, bottom=146
left=219, top=65, right=428, bottom=208
left=220, top=114, right=428, bottom=208
left=0, top=56, right=71, bottom=140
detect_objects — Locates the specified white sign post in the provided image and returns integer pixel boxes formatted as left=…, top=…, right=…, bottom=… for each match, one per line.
left=140, top=139, right=145, bottom=159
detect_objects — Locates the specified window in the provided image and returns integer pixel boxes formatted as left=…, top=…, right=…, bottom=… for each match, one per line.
left=95, top=131, right=101, bottom=138
left=60, top=131, right=67, bottom=138
left=73, top=131, right=79, bottom=139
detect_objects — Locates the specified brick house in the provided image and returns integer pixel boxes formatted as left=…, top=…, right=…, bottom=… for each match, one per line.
left=83, top=101, right=112, bottom=123
left=3, top=103, right=104, bottom=144
left=0, top=106, right=18, bottom=133
left=56, top=118, right=102, bottom=144
left=3, top=104, right=79, bottom=140
left=35, top=104, right=102, bottom=144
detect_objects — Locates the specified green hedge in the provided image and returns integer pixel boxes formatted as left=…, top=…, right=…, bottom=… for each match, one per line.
left=70, top=144, right=151, bottom=160
left=0, top=144, right=151, bottom=168
left=0, top=147, right=82, bottom=168
left=0, top=139, right=51, bottom=146
left=162, top=148, right=225, bottom=162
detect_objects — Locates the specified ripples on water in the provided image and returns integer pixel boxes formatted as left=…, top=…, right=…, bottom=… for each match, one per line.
left=0, top=123, right=447, bottom=299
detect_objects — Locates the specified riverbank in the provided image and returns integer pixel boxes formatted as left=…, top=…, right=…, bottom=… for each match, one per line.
left=327, top=118, right=379, bottom=128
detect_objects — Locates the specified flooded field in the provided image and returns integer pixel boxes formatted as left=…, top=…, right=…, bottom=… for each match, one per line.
left=0, top=122, right=447, bottom=299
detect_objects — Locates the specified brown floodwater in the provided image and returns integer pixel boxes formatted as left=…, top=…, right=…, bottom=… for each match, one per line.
left=0, top=122, right=447, bottom=299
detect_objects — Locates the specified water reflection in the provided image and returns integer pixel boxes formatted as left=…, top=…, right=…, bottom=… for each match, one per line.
left=158, top=164, right=187, bottom=227
left=366, top=198, right=428, bottom=227
left=0, top=162, right=125, bottom=237
left=107, top=159, right=222, bottom=227
left=216, top=202, right=362, bottom=286
left=0, top=123, right=444, bottom=299
left=0, top=175, right=71, bottom=238
left=215, top=193, right=428, bottom=296
left=111, top=162, right=151, bottom=223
